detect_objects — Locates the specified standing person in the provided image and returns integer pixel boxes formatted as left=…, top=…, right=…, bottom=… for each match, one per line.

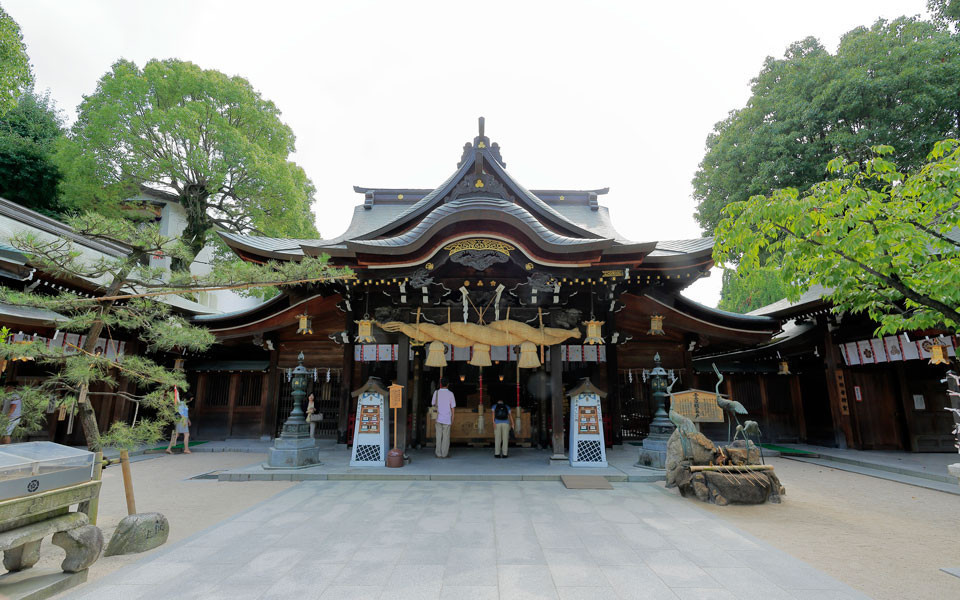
left=491, top=397, right=514, bottom=458
left=2, top=387, right=21, bottom=444
left=431, top=377, right=455, bottom=458
left=306, top=393, right=317, bottom=439
left=166, top=394, right=192, bottom=454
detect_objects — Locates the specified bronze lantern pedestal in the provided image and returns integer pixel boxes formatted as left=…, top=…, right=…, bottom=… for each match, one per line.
left=266, top=352, right=321, bottom=469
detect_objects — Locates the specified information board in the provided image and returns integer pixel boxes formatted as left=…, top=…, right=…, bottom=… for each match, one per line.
left=577, top=406, right=600, bottom=434
left=359, top=405, right=380, bottom=434
left=389, top=384, right=403, bottom=409
left=669, top=390, right=724, bottom=423
left=350, top=390, right=389, bottom=467
left=568, top=390, right=607, bottom=467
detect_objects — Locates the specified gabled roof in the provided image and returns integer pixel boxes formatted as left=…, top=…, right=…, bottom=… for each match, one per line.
left=218, top=120, right=717, bottom=271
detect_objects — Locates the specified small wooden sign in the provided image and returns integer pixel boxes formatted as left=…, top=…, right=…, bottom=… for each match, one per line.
left=669, top=389, right=724, bottom=423
left=388, top=384, right=403, bottom=409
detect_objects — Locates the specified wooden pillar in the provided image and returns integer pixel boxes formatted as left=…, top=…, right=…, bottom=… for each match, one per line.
left=397, top=333, right=410, bottom=452
left=538, top=366, right=548, bottom=449
left=338, top=330, right=355, bottom=445
left=606, top=343, right=622, bottom=445
left=263, top=348, right=280, bottom=438
left=894, top=363, right=919, bottom=452
left=823, top=327, right=856, bottom=448
left=225, top=373, right=240, bottom=437
left=411, top=347, right=423, bottom=448
left=788, top=375, right=807, bottom=442
left=757, top=374, right=770, bottom=432
left=550, top=345, right=565, bottom=458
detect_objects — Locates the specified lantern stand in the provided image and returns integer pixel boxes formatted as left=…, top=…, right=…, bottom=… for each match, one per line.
left=635, top=353, right=676, bottom=470
left=266, top=352, right=321, bottom=469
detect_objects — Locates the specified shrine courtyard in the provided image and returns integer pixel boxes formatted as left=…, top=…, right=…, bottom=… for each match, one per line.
left=51, top=450, right=959, bottom=600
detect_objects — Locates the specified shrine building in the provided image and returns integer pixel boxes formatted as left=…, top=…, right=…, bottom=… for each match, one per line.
left=189, top=119, right=779, bottom=455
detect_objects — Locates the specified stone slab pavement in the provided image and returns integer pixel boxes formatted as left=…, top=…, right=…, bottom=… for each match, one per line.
left=61, top=480, right=869, bottom=600
left=217, top=446, right=673, bottom=482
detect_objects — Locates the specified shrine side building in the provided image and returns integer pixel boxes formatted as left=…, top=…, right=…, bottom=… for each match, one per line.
left=188, top=121, right=779, bottom=455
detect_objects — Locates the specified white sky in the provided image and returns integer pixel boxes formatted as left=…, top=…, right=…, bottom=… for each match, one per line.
left=4, top=0, right=930, bottom=307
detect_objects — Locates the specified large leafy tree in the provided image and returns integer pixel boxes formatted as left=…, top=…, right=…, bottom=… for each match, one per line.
left=0, top=89, right=69, bottom=216
left=715, top=142, right=960, bottom=336
left=0, top=213, right=347, bottom=450
left=694, top=16, right=960, bottom=312
left=0, top=5, right=32, bottom=117
left=58, top=59, right=319, bottom=266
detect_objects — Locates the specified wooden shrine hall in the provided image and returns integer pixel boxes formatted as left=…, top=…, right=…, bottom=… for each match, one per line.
left=189, top=119, right=779, bottom=456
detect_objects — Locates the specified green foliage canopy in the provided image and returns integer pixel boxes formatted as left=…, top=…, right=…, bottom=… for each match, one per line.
left=59, top=59, right=319, bottom=261
left=715, top=142, right=960, bottom=336
left=0, top=90, right=69, bottom=216
left=694, top=16, right=960, bottom=312
left=694, top=18, right=960, bottom=235
left=0, top=6, right=32, bottom=117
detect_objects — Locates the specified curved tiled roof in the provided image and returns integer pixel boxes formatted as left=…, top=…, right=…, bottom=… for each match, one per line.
left=346, top=197, right=613, bottom=254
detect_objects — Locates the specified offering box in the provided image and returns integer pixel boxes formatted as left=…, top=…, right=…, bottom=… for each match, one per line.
left=0, top=442, right=95, bottom=501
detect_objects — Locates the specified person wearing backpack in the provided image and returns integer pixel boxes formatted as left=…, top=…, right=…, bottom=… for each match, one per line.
left=491, top=397, right=514, bottom=458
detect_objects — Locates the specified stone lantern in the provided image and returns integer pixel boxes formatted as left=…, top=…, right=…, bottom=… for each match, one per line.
left=636, top=353, right=677, bottom=469
left=266, top=352, right=320, bottom=469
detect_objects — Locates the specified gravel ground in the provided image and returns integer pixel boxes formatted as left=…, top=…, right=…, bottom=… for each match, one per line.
left=46, top=452, right=293, bottom=597
left=687, top=456, right=960, bottom=600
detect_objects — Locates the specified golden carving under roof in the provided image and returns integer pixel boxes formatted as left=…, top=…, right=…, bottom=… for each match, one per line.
left=444, top=239, right=515, bottom=257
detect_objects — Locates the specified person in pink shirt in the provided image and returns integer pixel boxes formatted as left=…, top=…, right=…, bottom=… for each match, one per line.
left=431, top=377, right=456, bottom=458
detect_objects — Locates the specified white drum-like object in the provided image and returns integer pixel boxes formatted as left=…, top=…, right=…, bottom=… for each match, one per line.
left=568, top=382, right=607, bottom=468
left=350, top=389, right=390, bottom=467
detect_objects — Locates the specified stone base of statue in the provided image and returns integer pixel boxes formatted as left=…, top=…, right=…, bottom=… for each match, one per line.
left=265, top=421, right=320, bottom=469
left=636, top=437, right=669, bottom=469
left=635, top=413, right=675, bottom=469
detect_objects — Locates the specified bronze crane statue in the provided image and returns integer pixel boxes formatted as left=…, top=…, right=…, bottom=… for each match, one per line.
left=713, top=364, right=747, bottom=442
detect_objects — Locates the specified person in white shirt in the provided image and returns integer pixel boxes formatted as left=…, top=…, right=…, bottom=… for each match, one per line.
left=431, top=378, right=456, bottom=458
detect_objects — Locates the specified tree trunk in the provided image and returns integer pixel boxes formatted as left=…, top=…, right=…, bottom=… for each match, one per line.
left=78, top=268, right=131, bottom=451
left=173, top=185, right=212, bottom=272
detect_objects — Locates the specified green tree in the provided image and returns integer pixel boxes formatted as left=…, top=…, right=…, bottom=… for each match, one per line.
left=0, top=89, right=69, bottom=216
left=59, top=59, right=319, bottom=266
left=0, top=212, right=347, bottom=450
left=0, top=6, right=32, bottom=117
left=715, top=142, right=960, bottom=336
left=694, top=16, right=960, bottom=311
left=717, top=268, right=787, bottom=314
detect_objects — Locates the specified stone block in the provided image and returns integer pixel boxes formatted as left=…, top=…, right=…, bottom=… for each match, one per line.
left=3, top=539, right=40, bottom=571
left=52, top=525, right=103, bottom=572
left=266, top=445, right=320, bottom=469
left=104, top=512, right=169, bottom=557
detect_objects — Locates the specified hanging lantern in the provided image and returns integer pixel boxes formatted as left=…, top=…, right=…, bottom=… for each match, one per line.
left=648, top=314, right=665, bottom=336
left=297, top=313, right=313, bottom=335
left=582, top=320, right=605, bottom=345
left=354, top=317, right=375, bottom=343
left=778, top=360, right=791, bottom=375
left=459, top=373, right=466, bottom=382
left=468, top=344, right=492, bottom=367
left=518, top=341, right=541, bottom=369
left=424, top=340, right=447, bottom=367
left=174, top=358, right=185, bottom=371
left=929, top=339, right=950, bottom=365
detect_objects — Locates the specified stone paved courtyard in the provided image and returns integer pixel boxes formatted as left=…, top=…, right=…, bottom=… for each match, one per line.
left=62, top=480, right=867, bottom=600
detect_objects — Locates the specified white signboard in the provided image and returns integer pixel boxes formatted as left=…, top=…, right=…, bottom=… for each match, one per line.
left=569, top=392, right=607, bottom=467
left=350, top=390, right=389, bottom=467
